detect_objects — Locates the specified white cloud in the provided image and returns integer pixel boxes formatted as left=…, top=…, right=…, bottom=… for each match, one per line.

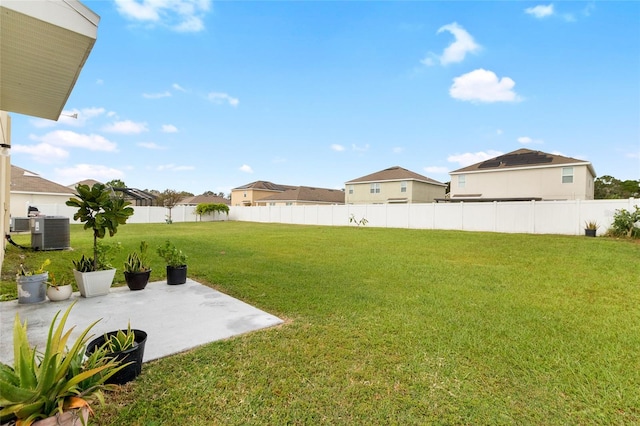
left=138, top=142, right=166, bottom=150
left=435, top=22, right=481, bottom=66
left=102, top=120, right=149, bottom=134
left=143, top=91, right=171, bottom=99
left=161, top=124, right=178, bottom=133
left=239, top=164, right=253, bottom=173
left=172, top=83, right=187, bottom=92
left=32, top=130, right=117, bottom=152
left=392, top=147, right=404, bottom=154
left=96, top=79, right=104, bottom=85
left=450, top=69, right=520, bottom=103
left=352, top=144, right=370, bottom=152
left=496, top=129, right=503, bottom=135
left=156, top=164, right=194, bottom=172
left=55, top=164, right=125, bottom=183
left=448, top=150, right=504, bottom=167
left=525, top=4, right=555, bottom=18
left=114, top=0, right=211, bottom=33
left=12, top=143, right=69, bottom=163
left=208, top=92, right=239, bottom=107
left=626, top=151, right=640, bottom=159
left=424, top=166, right=449, bottom=174
left=331, top=144, right=346, bottom=152
left=517, top=136, right=544, bottom=145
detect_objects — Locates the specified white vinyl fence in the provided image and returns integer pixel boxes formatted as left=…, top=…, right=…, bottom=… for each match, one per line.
left=229, top=199, right=638, bottom=236
left=21, top=199, right=638, bottom=236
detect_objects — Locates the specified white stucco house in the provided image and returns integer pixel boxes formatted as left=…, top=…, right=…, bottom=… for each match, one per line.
left=345, top=166, right=447, bottom=204
left=448, top=149, right=596, bottom=201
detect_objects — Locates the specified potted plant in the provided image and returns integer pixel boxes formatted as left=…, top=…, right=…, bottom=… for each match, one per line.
left=86, top=323, right=147, bottom=386
left=66, top=183, right=134, bottom=297
left=46, top=272, right=73, bottom=302
left=584, top=220, right=599, bottom=237
left=16, top=259, right=50, bottom=304
left=123, top=241, right=152, bottom=291
left=0, top=302, right=124, bottom=426
left=157, top=240, right=188, bottom=285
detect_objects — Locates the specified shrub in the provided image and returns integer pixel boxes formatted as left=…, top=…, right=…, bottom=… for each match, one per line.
left=608, top=206, right=640, bottom=238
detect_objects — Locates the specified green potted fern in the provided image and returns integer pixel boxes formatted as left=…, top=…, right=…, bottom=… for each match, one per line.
left=123, top=241, right=152, bottom=291
left=66, top=183, right=134, bottom=297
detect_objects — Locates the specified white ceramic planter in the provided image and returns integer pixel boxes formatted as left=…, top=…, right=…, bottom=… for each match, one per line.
left=73, top=269, right=116, bottom=298
left=47, top=284, right=73, bottom=301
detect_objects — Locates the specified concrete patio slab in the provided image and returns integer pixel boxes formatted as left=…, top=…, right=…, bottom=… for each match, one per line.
left=0, top=279, right=283, bottom=365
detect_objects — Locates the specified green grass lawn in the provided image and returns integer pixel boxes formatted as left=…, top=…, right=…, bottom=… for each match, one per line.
left=2, top=222, right=639, bottom=425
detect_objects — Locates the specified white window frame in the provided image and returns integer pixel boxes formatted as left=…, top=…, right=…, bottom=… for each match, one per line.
left=400, top=181, right=407, bottom=193
left=458, top=175, right=466, bottom=188
left=562, top=167, right=574, bottom=184
left=370, top=183, right=380, bottom=194
left=348, top=185, right=354, bottom=195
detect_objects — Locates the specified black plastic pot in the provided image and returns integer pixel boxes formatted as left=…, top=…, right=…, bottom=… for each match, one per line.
left=166, top=265, right=187, bottom=285
left=86, top=329, right=147, bottom=385
left=124, top=270, right=151, bottom=291
left=585, top=229, right=597, bottom=237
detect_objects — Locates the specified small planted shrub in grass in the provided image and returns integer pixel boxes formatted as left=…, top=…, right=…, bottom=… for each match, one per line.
left=607, top=206, right=640, bottom=238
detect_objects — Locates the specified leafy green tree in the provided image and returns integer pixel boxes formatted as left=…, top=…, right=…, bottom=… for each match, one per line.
left=595, top=175, right=640, bottom=199
left=66, top=184, right=134, bottom=270
left=155, top=190, right=184, bottom=223
left=105, top=179, right=126, bottom=189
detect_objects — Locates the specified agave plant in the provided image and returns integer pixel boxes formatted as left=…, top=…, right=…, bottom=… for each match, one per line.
left=0, top=302, right=124, bottom=425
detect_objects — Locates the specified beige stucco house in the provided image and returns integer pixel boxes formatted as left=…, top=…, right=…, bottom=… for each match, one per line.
left=448, top=149, right=596, bottom=201
left=256, top=186, right=345, bottom=206
left=10, top=165, right=75, bottom=218
left=345, top=166, right=446, bottom=204
left=0, top=0, right=100, bottom=269
left=231, top=181, right=297, bottom=206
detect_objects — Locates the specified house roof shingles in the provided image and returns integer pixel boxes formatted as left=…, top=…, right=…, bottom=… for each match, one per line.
left=179, top=195, right=231, bottom=205
left=260, top=186, right=345, bottom=204
left=346, top=166, right=446, bottom=186
left=11, top=165, right=74, bottom=195
left=450, top=149, right=595, bottom=175
left=233, top=181, right=297, bottom=192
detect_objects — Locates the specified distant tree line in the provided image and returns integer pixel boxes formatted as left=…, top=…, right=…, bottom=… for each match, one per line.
left=594, top=176, right=639, bottom=199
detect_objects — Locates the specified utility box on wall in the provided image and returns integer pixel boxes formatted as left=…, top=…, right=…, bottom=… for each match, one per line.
left=30, top=216, right=70, bottom=251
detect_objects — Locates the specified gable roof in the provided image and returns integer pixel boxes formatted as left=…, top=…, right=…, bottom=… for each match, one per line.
left=260, top=186, right=345, bottom=204
left=67, top=179, right=102, bottom=190
left=450, top=149, right=596, bottom=175
left=11, top=165, right=74, bottom=195
left=179, top=195, right=230, bottom=205
left=345, top=166, right=446, bottom=186
left=233, top=181, right=297, bottom=192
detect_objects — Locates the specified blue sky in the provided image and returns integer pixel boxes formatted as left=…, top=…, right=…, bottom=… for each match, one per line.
left=10, top=0, right=640, bottom=195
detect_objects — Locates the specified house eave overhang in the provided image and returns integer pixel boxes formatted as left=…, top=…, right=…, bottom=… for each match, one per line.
left=0, top=1, right=100, bottom=120
left=449, top=161, right=595, bottom=176
left=345, top=178, right=446, bottom=187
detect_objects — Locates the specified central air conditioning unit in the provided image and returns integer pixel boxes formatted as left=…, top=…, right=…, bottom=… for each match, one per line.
left=10, top=217, right=30, bottom=232
left=31, top=216, right=70, bottom=251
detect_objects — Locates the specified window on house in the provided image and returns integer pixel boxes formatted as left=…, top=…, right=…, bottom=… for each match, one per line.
left=562, top=167, right=574, bottom=184
left=400, top=181, right=407, bottom=193
left=458, top=175, right=466, bottom=188
left=370, top=183, right=380, bottom=194
left=286, top=202, right=293, bottom=206
left=348, top=185, right=354, bottom=195
left=243, top=192, right=247, bottom=198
